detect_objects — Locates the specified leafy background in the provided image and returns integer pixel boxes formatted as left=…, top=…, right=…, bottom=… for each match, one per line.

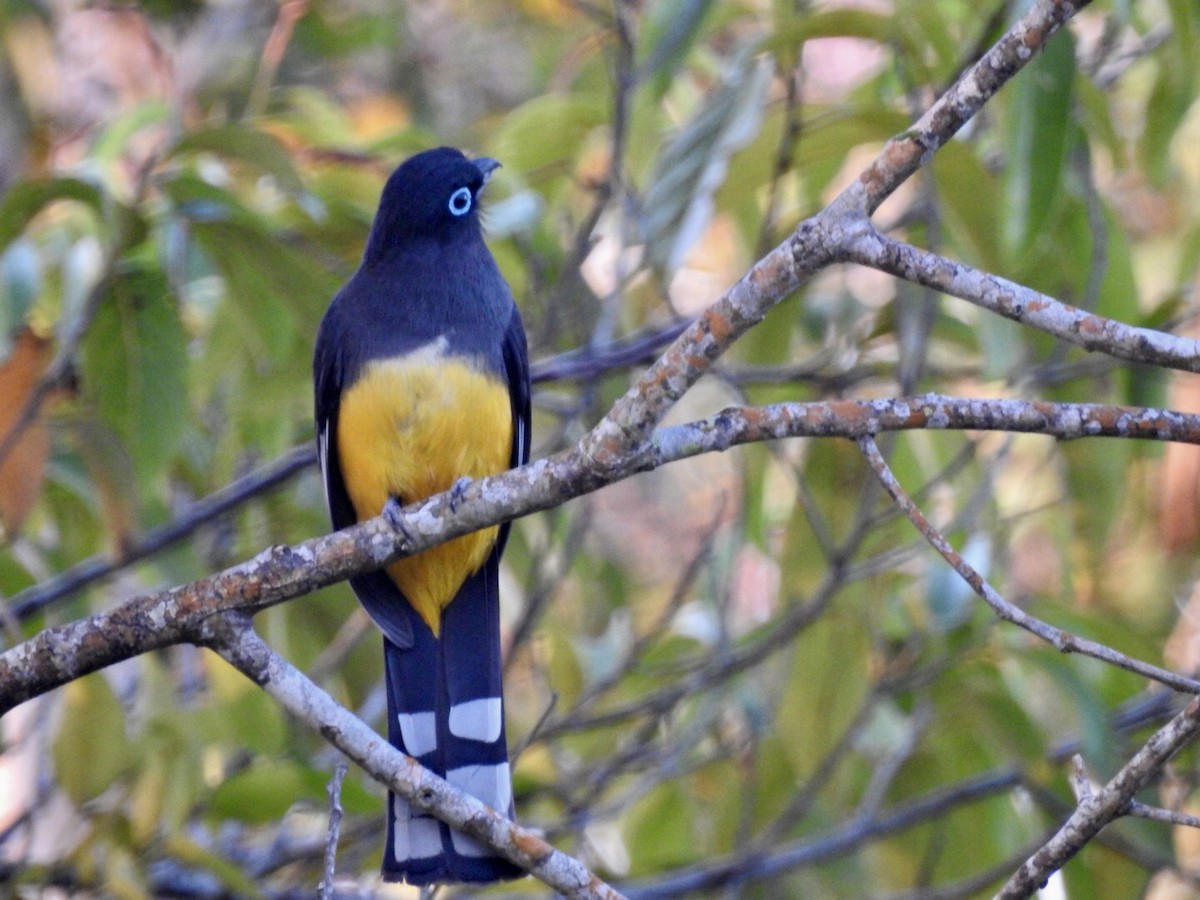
left=1, top=0, right=1199, bottom=897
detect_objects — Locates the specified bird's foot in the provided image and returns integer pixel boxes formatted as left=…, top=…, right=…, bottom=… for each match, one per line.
left=449, top=477, right=473, bottom=513
left=382, top=496, right=416, bottom=552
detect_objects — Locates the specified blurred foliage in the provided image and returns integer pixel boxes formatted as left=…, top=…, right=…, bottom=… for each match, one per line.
left=0, top=0, right=1199, bottom=897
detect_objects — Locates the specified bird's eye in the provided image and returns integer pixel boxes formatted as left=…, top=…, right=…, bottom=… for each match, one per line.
left=448, top=187, right=472, bottom=217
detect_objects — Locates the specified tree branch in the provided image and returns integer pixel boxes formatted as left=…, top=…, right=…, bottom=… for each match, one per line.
left=6, top=395, right=1200, bottom=714
left=5, top=444, right=317, bottom=620
left=855, top=434, right=1200, bottom=694
left=846, top=229, right=1200, bottom=373
left=202, top=613, right=624, bottom=900
left=997, top=698, right=1200, bottom=899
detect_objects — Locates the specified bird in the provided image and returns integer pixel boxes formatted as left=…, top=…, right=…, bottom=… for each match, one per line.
left=312, top=146, right=530, bottom=884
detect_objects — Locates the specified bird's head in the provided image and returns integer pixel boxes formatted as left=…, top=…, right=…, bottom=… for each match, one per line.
left=366, top=147, right=499, bottom=257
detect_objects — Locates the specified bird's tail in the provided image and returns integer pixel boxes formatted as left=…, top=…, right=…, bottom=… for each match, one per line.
left=380, top=556, right=522, bottom=885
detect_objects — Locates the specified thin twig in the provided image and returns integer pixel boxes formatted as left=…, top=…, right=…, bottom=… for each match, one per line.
left=531, top=320, right=691, bottom=384
left=5, top=444, right=316, bottom=621
left=997, top=698, right=1200, bottom=899
left=318, top=761, right=347, bottom=900
left=1125, top=800, right=1200, bottom=829
left=246, top=0, right=308, bottom=117
left=855, top=435, right=1200, bottom=694
left=847, top=228, right=1200, bottom=373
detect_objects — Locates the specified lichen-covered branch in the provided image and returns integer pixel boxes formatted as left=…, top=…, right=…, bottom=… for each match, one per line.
left=9, top=393, right=1199, bottom=714
left=205, top=614, right=625, bottom=900
left=846, top=229, right=1200, bottom=372
left=6, top=395, right=1200, bottom=714
left=653, top=395, right=1200, bottom=460
left=997, top=698, right=1200, bottom=899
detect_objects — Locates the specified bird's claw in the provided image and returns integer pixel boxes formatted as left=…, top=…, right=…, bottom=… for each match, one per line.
left=449, top=477, right=472, bottom=513
left=382, top=496, right=416, bottom=551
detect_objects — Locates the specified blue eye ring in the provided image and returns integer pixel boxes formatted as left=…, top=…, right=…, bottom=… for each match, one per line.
left=448, top=187, right=472, bottom=216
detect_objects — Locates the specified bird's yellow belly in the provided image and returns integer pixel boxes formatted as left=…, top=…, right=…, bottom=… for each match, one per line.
left=336, top=354, right=513, bottom=635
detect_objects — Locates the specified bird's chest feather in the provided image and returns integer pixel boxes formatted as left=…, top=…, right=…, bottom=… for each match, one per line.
left=336, top=348, right=513, bottom=634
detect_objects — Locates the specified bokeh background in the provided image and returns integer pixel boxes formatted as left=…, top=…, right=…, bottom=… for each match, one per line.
left=2, top=0, right=1200, bottom=896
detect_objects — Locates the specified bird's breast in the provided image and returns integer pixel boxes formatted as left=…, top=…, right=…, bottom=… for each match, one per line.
left=336, top=349, right=513, bottom=635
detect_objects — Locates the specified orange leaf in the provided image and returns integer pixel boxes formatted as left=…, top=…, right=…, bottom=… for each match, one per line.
left=0, top=329, right=56, bottom=537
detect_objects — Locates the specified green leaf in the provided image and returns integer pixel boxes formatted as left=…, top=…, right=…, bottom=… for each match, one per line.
left=159, top=171, right=264, bottom=228
left=1077, top=77, right=1125, bottom=169
left=53, top=674, right=131, bottom=804
left=1022, top=649, right=1115, bottom=770
left=642, top=47, right=772, bottom=273
left=170, top=124, right=305, bottom=195
left=80, top=265, right=188, bottom=488
left=902, top=0, right=958, bottom=83
left=718, top=106, right=910, bottom=227
left=0, top=177, right=105, bottom=253
left=934, top=142, right=1004, bottom=273
left=271, top=86, right=359, bottom=147
left=625, top=783, right=698, bottom=874
left=208, top=758, right=343, bottom=823
left=189, top=220, right=323, bottom=364
left=490, top=93, right=608, bottom=180
left=1060, top=437, right=1130, bottom=557
left=0, top=176, right=144, bottom=257
left=765, top=8, right=915, bottom=57
left=640, top=0, right=717, bottom=94
left=1140, top=60, right=1194, bottom=187
left=545, top=628, right=584, bottom=707
left=90, top=100, right=171, bottom=166
left=1139, top=0, right=1200, bottom=185
left=1096, top=205, right=1138, bottom=325
left=1003, top=27, right=1076, bottom=261
left=165, top=834, right=265, bottom=898
left=925, top=533, right=989, bottom=632
left=219, top=685, right=289, bottom=756
left=0, top=240, right=41, bottom=351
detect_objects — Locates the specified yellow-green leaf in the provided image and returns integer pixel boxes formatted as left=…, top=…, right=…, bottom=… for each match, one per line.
left=53, top=674, right=131, bottom=804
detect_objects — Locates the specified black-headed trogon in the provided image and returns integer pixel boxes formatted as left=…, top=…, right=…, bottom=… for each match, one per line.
left=312, top=147, right=530, bottom=885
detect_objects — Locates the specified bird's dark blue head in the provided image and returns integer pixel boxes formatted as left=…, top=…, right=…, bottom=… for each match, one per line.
left=363, top=147, right=499, bottom=261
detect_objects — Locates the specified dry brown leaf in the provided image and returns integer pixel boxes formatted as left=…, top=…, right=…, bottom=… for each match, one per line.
left=1164, top=581, right=1200, bottom=674
left=0, top=329, right=56, bottom=538
left=1158, top=291, right=1200, bottom=555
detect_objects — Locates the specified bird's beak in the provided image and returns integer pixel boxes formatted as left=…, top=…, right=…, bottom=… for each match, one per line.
left=473, top=157, right=501, bottom=185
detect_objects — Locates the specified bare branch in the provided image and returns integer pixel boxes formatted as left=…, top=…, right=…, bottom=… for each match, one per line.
left=203, top=614, right=625, bottom=900
left=7, top=394, right=1200, bottom=713
left=6, top=444, right=317, bottom=620
left=998, top=698, right=1200, bottom=899
left=1071, top=754, right=1200, bottom=829
left=855, top=435, right=1200, bottom=694
left=846, top=229, right=1200, bottom=373
left=1125, top=800, right=1200, bottom=830
left=319, top=761, right=347, bottom=900
left=653, top=396, right=1200, bottom=461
